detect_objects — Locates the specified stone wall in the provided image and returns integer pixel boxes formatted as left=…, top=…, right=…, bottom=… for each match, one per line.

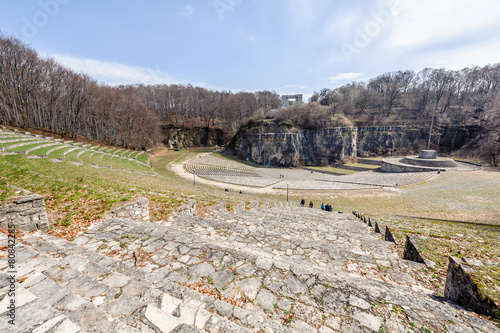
left=109, top=197, right=149, bottom=221
left=0, top=194, right=50, bottom=231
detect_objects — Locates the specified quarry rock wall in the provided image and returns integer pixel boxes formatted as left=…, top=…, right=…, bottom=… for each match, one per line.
left=162, top=125, right=227, bottom=148
left=229, top=124, right=480, bottom=167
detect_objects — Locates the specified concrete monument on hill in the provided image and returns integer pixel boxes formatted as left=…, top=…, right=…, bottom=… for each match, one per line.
left=281, top=94, right=303, bottom=108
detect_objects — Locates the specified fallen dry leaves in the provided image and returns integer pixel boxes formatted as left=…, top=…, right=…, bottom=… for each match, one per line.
left=176, top=279, right=248, bottom=308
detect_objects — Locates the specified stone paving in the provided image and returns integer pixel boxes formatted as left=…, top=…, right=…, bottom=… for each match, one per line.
left=1, top=204, right=498, bottom=332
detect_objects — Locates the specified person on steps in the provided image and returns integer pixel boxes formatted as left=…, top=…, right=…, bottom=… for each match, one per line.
left=309, top=201, right=313, bottom=208
left=300, top=199, right=305, bottom=207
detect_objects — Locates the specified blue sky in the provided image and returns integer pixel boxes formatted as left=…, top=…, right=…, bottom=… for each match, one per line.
left=2, top=0, right=500, bottom=100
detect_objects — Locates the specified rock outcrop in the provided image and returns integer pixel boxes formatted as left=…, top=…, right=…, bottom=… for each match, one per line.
left=162, top=125, right=227, bottom=148
left=229, top=121, right=481, bottom=167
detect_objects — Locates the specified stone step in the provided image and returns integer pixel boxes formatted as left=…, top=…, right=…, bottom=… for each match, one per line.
left=172, top=207, right=416, bottom=288
left=3, top=230, right=255, bottom=332
left=66, top=216, right=499, bottom=332
left=0, top=243, right=131, bottom=332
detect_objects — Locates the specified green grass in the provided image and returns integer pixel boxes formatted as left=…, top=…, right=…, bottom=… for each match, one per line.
left=0, top=140, right=38, bottom=148
left=101, top=154, right=113, bottom=164
left=307, top=166, right=357, bottom=175
left=64, top=148, right=86, bottom=162
left=89, top=152, right=104, bottom=164
left=129, top=159, right=151, bottom=172
left=344, top=163, right=381, bottom=169
left=129, top=151, right=141, bottom=159
left=136, top=152, right=150, bottom=164
left=0, top=180, right=15, bottom=204
left=358, top=157, right=383, bottom=161
left=5, top=142, right=49, bottom=152
left=122, top=150, right=134, bottom=158
left=0, top=154, right=192, bottom=236
left=77, top=150, right=93, bottom=164
left=0, top=136, right=32, bottom=141
left=27, top=144, right=63, bottom=156
left=47, top=146, right=74, bottom=159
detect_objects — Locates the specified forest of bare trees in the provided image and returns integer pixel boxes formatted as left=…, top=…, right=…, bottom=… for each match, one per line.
left=0, top=36, right=159, bottom=149
left=0, top=34, right=281, bottom=149
left=120, top=84, right=280, bottom=133
left=309, top=66, right=500, bottom=128
left=0, top=34, right=160, bottom=149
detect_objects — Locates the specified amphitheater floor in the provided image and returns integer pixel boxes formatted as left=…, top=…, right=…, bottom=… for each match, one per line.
left=171, top=155, right=439, bottom=193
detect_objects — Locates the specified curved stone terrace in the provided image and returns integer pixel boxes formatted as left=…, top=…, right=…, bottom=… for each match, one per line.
left=183, top=153, right=438, bottom=190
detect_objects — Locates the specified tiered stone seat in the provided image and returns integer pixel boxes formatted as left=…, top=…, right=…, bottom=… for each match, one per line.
left=0, top=130, right=156, bottom=176
left=0, top=228, right=250, bottom=332
left=25, top=142, right=61, bottom=157
left=0, top=139, right=46, bottom=153
left=3, top=205, right=497, bottom=332
left=186, top=155, right=260, bottom=179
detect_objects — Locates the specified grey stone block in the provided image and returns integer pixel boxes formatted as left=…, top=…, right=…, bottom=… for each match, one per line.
left=214, top=299, right=233, bottom=316
left=236, top=278, right=261, bottom=299
left=284, top=274, right=307, bottom=294
left=107, top=293, right=145, bottom=317
left=444, top=256, right=500, bottom=318
left=385, top=225, right=395, bottom=243
left=403, top=235, right=425, bottom=264
left=190, top=263, right=215, bottom=277
left=256, top=289, right=277, bottom=311
left=66, top=275, right=99, bottom=295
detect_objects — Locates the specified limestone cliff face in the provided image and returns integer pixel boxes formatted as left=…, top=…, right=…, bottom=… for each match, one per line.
left=161, top=125, right=227, bottom=148
left=229, top=122, right=479, bottom=167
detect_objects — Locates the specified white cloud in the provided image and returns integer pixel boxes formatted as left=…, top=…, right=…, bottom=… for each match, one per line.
left=384, top=0, right=500, bottom=51
left=181, top=5, right=195, bottom=18
left=329, top=72, right=362, bottom=83
left=51, top=54, right=178, bottom=86
left=286, top=0, right=329, bottom=31
left=411, top=36, right=500, bottom=71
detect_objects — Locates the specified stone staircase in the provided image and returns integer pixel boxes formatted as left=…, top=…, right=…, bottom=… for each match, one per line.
left=1, top=205, right=499, bottom=332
